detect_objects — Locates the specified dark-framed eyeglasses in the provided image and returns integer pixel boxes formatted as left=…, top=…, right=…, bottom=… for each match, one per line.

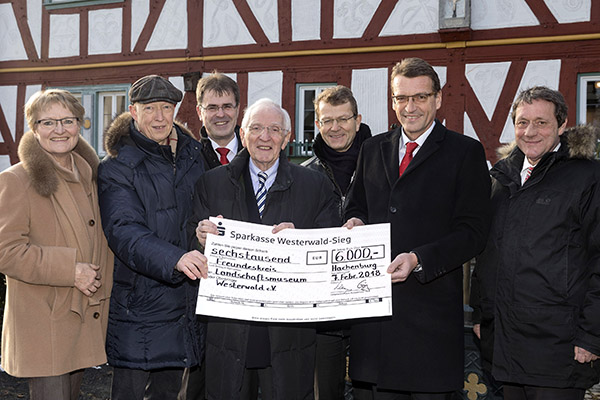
left=35, top=117, right=80, bottom=130
left=391, top=92, right=436, bottom=105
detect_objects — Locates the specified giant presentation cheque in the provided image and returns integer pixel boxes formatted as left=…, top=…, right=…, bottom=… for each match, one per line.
left=196, top=217, right=392, bottom=323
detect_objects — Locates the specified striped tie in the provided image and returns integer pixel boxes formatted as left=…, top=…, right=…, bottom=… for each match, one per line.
left=256, top=171, right=268, bottom=218
left=524, top=166, right=534, bottom=183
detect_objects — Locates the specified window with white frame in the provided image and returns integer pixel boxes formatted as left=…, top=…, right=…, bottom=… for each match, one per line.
left=577, top=73, right=600, bottom=127
left=59, top=85, right=129, bottom=156
left=294, top=83, right=336, bottom=156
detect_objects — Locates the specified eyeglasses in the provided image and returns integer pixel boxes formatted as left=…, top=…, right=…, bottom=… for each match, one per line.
left=199, top=103, right=237, bottom=113
left=391, top=92, right=436, bottom=105
left=35, top=117, right=79, bottom=130
left=247, top=125, right=284, bottom=136
left=318, top=115, right=357, bottom=128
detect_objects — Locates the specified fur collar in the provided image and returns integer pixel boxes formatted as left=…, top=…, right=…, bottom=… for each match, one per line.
left=104, top=112, right=194, bottom=157
left=17, top=130, right=100, bottom=197
left=497, top=124, right=600, bottom=161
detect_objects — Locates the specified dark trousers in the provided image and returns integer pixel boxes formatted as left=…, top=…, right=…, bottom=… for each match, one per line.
left=352, top=381, right=452, bottom=400
left=239, top=367, right=274, bottom=400
left=111, top=366, right=185, bottom=400
left=315, top=332, right=349, bottom=400
left=179, top=363, right=206, bottom=400
left=29, top=369, right=84, bottom=400
left=503, top=383, right=585, bottom=400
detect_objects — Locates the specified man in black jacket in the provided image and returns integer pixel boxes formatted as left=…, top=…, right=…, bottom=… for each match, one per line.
left=196, top=72, right=243, bottom=169
left=190, top=98, right=338, bottom=400
left=302, top=85, right=371, bottom=399
left=344, top=58, right=491, bottom=399
left=471, top=87, right=600, bottom=400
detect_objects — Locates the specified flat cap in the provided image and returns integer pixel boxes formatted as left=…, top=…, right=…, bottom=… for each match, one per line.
left=129, top=75, right=183, bottom=104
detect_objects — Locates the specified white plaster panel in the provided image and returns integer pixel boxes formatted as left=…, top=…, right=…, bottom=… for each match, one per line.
left=169, top=76, right=185, bottom=116
left=466, top=62, right=512, bottom=121
left=247, top=71, right=283, bottom=107
left=292, top=0, right=320, bottom=41
left=0, top=3, right=28, bottom=61
left=500, top=59, right=561, bottom=143
left=24, top=84, right=42, bottom=131
left=49, top=14, right=80, bottom=58
left=351, top=68, right=389, bottom=135
left=1, top=88, right=18, bottom=138
left=131, top=0, right=149, bottom=51
left=203, top=0, right=255, bottom=48
left=544, top=0, right=590, bottom=23
left=248, top=0, right=279, bottom=43
left=471, top=0, right=538, bottom=30
left=0, top=86, right=18, bottom=141
left=0, top=155, right=11, bottom=171
left=89, top=8, right=122, bottom=55
left=380, top=0, right=438, bottom=37
left=333, top=0, right=380, bottom=39
left=147, top=0, right=188, bottom=51
left=433, top=66, right=447, bottom=89
left=463, top=112, right=481, bottom=142
left=27, top=0, right=42, bottom=57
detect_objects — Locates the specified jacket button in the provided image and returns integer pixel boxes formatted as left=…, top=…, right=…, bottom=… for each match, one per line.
left=88, top=219, right=95, bottom=226
left=389, top=206, right=397, bottom=214
left=93, top=312, right=100, bottom=319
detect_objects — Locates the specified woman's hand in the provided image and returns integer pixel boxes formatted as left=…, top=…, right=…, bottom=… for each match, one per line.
left=75, top=262, right=102, bottom=297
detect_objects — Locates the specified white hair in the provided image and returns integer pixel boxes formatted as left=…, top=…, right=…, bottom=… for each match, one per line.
left=241, top=98, right=291, bottom=132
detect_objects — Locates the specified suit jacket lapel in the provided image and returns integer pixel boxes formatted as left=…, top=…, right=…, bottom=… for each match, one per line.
left=380, top=128, right=402, bottom=188
left=401, top=121, right=445, bottom=177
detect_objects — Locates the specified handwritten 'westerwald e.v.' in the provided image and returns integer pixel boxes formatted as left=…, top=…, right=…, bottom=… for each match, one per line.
left=196, top=217, right=392, bottom=323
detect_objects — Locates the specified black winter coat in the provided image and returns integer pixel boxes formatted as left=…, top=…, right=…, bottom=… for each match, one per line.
left=189, top=149, right=338, bottom=399
left=471, top=126, right=600, bottom=389
left=98, top=113, right=206, bottom=369
left=199, top=125, right=243, bottom=170
left=345, top=121, right=491, bottom=392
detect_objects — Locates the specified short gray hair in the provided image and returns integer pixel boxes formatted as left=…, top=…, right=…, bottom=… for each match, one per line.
left=241, top=98, right=291, bottom=132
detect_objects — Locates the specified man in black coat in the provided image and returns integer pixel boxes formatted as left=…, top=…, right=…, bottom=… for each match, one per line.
left=196, top=71, right=243, bottom=169
left=471, top=87, right=600, bottom=399
left=344, top=57, right=491, bottom=399
left=182, top=71, right=245, bottom=400
left=302, top=85, right=371, bottom=399
left=189, top=98, right=338, bottom=400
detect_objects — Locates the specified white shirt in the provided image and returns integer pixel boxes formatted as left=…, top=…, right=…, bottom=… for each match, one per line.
left=209, top=136, right=238, bottom=163
left=249, top=159, right=279, bottom=195
left=520, top=142, right=561, bottom=185
left=398, top=121, right=436, bottom=162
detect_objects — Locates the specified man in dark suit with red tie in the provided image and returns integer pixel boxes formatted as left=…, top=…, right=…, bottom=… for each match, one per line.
left=196, top=72, right=243, bottom=169
left=344, top=57, right=492, bottom=399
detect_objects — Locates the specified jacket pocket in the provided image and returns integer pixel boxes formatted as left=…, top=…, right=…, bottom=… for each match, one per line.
left=507, top=304, right=575, bottom=378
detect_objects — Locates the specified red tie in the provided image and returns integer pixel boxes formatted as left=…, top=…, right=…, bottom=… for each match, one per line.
left=216, top=147, right=230, bottom=165
left=399, top=142, right=418, bottom=177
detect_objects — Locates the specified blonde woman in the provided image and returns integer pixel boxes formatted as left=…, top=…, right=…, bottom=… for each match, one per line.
left=0, top=89, right=113, bottom=400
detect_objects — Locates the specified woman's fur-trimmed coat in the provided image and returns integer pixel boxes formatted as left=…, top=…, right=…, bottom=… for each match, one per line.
left=0, top=132, right=113, bottom=377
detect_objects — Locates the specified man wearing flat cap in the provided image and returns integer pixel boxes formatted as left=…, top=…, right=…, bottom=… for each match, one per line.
left=98, top=74, right=208, bottom=399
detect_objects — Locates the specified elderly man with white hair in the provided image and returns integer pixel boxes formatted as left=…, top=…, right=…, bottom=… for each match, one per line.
left=189, top=98, right=338, bottom=400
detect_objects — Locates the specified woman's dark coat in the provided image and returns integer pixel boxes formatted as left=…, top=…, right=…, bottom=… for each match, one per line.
left=189, top=148, right=338, bottom=399
left=471, top=125, right=600, bottom=388
left=98, top=112, right=205, bottom=369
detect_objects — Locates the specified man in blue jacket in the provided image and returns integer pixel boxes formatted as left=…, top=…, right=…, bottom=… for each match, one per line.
left=98, top=75, right=208, bottom=400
